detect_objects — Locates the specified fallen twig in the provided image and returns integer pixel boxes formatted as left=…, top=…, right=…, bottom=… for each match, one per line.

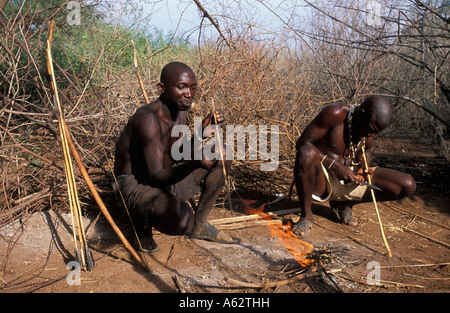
left=403, top=227, right=450, bottom=249
left=172, top=275, right=187, bottom=293
left=384, top=203, right=450, bottom=231
left=333, top=272, right=424, bottom=289
left=379, top=262, right=450, bottom=269
left=225, top=266, right=341, bottom=289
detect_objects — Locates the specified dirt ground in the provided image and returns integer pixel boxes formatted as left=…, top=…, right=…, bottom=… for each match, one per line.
left=0, top=138, right=449, bottom=295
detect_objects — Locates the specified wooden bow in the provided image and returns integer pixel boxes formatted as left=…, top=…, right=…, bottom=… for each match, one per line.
left=361, top=144, right=392, bottom=258
left=46, top=21, right=147, bottom=269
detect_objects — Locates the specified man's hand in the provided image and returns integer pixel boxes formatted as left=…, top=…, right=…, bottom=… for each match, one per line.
left=203, top=108, right=225, bottom=128
left=331, top=162, right=358, bottom=184
left=199, top=156, right=218, bottom=170
left=354, top=167, right=374, bottom=185
left=202, top=108, right=225, bottom=138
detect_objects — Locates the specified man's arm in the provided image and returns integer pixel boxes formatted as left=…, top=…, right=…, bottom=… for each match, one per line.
left=297, top=104, right=359, bottom=183
left=136, top=113, right=198, bottom=188
left=296, top=104, right=343, bottom=161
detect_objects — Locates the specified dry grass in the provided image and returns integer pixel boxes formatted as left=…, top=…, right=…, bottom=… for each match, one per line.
left=1, top=1, right=448, bottom=227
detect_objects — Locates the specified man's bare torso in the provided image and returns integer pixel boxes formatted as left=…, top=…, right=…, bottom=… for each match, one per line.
left=114, top=99, right=187, bottom=184
left=297, top=102, right=373, bottom=167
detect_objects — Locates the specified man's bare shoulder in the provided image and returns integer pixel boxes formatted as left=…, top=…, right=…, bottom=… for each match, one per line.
left=314, top=102, right=349, bottom=126
left=321, top=102, right=350, bottom=117
left=126, top=101, right=163, bottom=138
left=130, top=101, right=160, bottom=124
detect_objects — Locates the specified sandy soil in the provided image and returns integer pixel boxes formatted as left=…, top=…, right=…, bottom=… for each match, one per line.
left=0, top=138, right=449, bottom=296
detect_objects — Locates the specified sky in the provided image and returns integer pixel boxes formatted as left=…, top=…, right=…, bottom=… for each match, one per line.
left=115, top=0, right=308, bottom=42
left=143, top=0, right=202, bottom=37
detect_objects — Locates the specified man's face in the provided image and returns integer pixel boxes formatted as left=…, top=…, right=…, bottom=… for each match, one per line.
left=362, top=115, right=385, bottom=138
left=160, top=70, right=197, bottom=111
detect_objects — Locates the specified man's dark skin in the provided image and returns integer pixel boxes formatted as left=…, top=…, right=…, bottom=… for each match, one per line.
left=292, top=95, right=416, bottom=237
left=114, top=62, right=234, bottom=250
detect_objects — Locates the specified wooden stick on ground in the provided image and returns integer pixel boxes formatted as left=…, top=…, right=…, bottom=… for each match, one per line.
left=226, top=270, right=316, bottom=289
left=402, top=227, right=450, bottom=249
left=384, top=203, right=450, bottom=230
left=333, top=272, right=424, bottom=289
left=217, top=219, right=282, bottom=230
left=361, top=145, right=392, bottom=258
left=210, top=207, right=301, bottom=226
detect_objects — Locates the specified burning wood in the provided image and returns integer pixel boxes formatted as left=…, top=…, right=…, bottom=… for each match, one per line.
left=243, top=199, right=314, bottom=268
left=221, top=199, right=348, bottom=291
left=226, top=266, right=319, bottom=289
left=226, top=262, right=342, bottom=290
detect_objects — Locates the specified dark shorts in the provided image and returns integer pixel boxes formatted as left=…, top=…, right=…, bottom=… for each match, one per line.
left=113, top=171, right=202, bottom=218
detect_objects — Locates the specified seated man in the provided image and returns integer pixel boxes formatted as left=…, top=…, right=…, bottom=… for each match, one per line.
left=113, top=62, right=237, bottom=253
left=292, top=95, right=416, bottom=238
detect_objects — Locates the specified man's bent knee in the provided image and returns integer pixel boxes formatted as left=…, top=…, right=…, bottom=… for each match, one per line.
left=152, top=192, right=193, bottom=235
left=401, top=175, right=416, bottom=198
left=295, top=145, right=319, bottom=171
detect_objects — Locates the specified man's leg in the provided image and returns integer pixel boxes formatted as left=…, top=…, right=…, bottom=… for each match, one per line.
left=187, top=158, right=235, bottom=242
left=150, top=155, right=236, bottom=244
left=114, top=175, right=166, bottom=253
left=329, top=200, right=360, bottom=227
left=132, top=190, right=193, bottom=252
left=150, top=191, right=194, bottom=235
left=331, top=167, right=416, bottom=227
left=292, top=145, right=328, bottom=237
left=362, top=167, right=416, bottom=202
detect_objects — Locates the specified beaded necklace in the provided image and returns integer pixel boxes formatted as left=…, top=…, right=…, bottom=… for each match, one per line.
left=346, top=105, right=365, bottom=167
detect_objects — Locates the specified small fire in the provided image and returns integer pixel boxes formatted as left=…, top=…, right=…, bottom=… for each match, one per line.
left=243, top=199, right=314, bottom=267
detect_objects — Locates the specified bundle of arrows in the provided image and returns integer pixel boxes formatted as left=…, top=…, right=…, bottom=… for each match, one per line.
left=45, top=21, right=147, bottom=271
left=46, top=21, right=94, bottom=270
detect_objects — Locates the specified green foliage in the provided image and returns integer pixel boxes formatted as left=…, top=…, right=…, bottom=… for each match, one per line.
left=1, top=0, right=192, bottom=110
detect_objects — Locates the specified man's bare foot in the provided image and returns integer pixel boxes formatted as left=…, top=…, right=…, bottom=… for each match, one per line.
left=186, top=223, right=240, bottom=244
left=135, top=234, right=160, bottom=253
left=337, top=210, right=361, bottom=227
left=291, top=219, right=313, bottom=238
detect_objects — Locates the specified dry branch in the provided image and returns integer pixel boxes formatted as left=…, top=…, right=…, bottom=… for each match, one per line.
left=193, top=0, right=233, bottom=48
left=131, top=40, right=150, bottom=105
left=226, top=266, right=340, bottom=289
left=0, top=187, right=50, bottom=224
left=172, top=275, right=188, bottom=293
left=226, top=268, right=316, bottom=289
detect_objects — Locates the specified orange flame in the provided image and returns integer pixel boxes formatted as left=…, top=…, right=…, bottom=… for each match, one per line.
left=244, top=200, right=314, bottom=267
